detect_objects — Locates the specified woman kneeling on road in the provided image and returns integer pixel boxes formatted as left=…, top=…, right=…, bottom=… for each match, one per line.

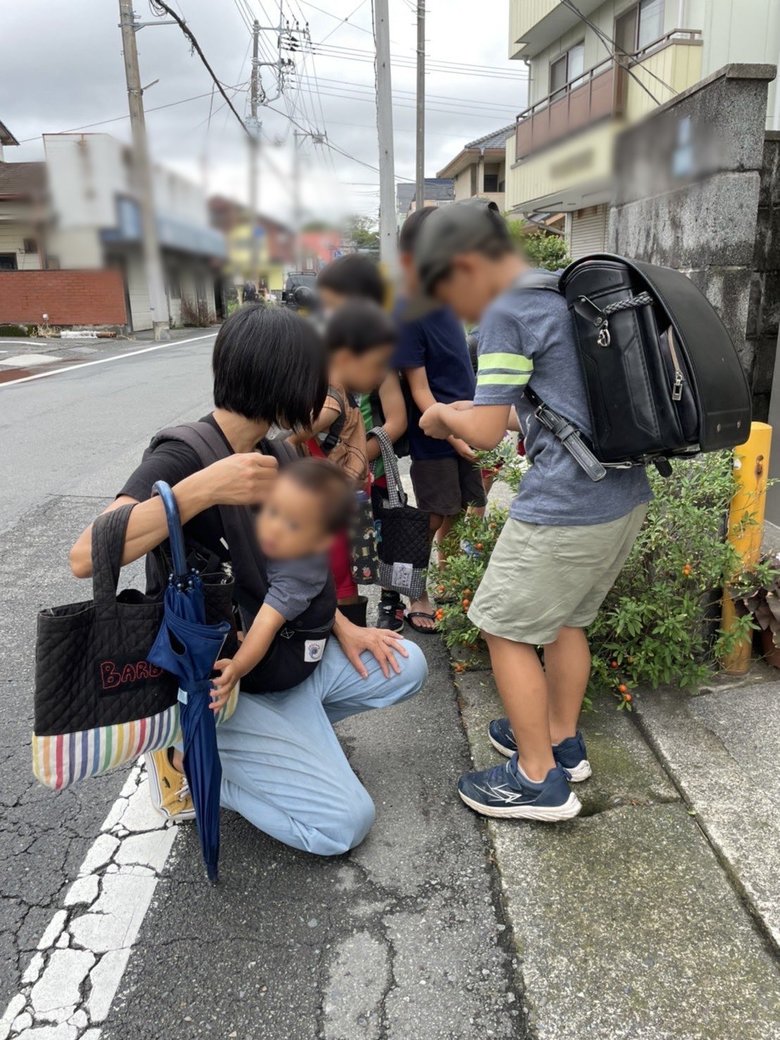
left=69, top=304, right=427, bottom=857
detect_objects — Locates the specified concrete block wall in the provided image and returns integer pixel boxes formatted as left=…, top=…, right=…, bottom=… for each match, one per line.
left=607, top=63, right=777, bottom=418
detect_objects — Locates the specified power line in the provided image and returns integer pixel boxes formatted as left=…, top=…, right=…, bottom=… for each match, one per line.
left=148, top=0, right=252, bottom=136
left=17, top=90, right=224, bottom=143
left=557, top=0, right=671, bottom=104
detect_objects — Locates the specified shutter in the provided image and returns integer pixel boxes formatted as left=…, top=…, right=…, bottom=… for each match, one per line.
left=569, top=205, right=607, bottom=259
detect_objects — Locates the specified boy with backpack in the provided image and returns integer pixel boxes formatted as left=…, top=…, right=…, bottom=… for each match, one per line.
left=417, top=201, right=651, bottom=822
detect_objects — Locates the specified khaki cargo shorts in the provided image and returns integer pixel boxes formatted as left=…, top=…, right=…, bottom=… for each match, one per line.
left=468, top=504, right=648, bottom=646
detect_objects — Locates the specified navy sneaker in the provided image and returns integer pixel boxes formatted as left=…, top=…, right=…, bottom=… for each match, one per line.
left=457, top=758, right=581, bottom=821
left=488, top=719, right=593, bottom=783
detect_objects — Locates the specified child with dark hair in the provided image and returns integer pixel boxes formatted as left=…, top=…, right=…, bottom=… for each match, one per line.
left=291, top=299, right=398, bottom=625
left=315, top=258, right=408, bottom=630
left=211, top=458, right=354, bottom=697
left=317, top=254, right=386, bottom=311
left=394, top=207, right=486, bottom=634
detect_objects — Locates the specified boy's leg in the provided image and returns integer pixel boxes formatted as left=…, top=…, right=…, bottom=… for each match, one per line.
left=544, top=626, right=591, bottom=744
left=483, top=632, right=555, bottom=781
left=407, top=457, right=463, bottom=630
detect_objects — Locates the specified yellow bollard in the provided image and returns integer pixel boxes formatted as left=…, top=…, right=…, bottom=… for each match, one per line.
left=721, top=421, right=772, bottom=675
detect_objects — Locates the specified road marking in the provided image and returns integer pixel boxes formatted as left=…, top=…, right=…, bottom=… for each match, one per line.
left=0, top=333, right=216, bottom=389
left=0, top=762, right=181, bottom=1040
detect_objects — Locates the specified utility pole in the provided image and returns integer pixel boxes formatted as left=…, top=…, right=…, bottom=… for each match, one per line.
left=415, top=1, right=425, bottom=213
left=248, top=19, right=261, bottom=287
left=118, top=0, right=169, bottom=340
left=373, top=0, right=397, bottom=271
left=292, top=129, right=326, bottom=272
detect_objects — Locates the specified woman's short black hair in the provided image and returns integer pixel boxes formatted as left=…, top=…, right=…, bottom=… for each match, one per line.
left=324, top=299, right=397, bottom=355
left=316, top=254, right=386, bottom=306
left=212, top=303, right=327, bottom=429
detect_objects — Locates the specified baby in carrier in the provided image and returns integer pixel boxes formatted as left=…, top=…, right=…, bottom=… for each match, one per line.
left=210, top=457, right=354, bottom=702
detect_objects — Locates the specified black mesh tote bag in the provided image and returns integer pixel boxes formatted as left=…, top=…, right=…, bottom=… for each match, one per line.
left=370, top=427, right=430, bottom=600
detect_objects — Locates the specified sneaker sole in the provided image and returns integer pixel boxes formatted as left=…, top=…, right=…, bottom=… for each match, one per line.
left=488, top=735, right=593, bottom=784
left=458, top=789, right=582, bottom=821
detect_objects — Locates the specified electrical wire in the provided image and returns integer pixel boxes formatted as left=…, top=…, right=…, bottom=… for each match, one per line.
left=557, top=0, right=672, bottom=103
left=148, top=0, right=253, bottom=136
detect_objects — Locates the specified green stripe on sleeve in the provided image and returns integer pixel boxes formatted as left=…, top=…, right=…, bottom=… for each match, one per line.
left=478, top=352, right=533, bottom=374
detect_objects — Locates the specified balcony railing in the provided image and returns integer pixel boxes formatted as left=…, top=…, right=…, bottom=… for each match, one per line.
left=515, top=29, right=702, bottom=161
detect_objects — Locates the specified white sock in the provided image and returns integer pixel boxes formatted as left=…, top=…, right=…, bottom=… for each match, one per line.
left=514, top=761, right=546, bottom=785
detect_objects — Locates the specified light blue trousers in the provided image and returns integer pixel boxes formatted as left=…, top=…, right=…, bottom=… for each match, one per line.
left=215, top=639, right=427, bottom=856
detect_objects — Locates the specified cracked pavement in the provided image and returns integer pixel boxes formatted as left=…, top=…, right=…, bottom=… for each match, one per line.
left=0, top=337, right=524, bottom=1040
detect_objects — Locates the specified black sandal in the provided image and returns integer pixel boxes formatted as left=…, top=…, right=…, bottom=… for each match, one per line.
left=376, top=592, right=405, bottom=633
left=405, top=610, right=439, bottom=635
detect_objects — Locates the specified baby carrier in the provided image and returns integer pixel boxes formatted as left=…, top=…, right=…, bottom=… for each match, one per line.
left=146, top=422, right=336, bottom=692
left=520, top=255, right=751, bottom=480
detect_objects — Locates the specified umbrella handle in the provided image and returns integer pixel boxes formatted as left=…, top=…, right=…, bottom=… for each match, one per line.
left=153, top=481, right=189, bottom=579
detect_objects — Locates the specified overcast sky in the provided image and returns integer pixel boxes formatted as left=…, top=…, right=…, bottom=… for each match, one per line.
left=1, top=0, right=527, bottom=224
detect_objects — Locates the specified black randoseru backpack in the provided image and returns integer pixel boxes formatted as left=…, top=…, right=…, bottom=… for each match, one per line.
left=522, top=255, right=752, bottom=480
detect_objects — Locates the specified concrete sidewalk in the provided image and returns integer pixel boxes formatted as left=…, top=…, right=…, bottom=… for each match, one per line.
left=455, top=665, right=780, bottom=1040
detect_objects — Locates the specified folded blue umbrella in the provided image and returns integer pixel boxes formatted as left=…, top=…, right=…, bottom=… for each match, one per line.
left=148, top=481, right=231, bottom=883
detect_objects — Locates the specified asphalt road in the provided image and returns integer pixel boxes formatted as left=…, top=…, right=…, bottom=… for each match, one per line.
left=0, top=336, right=525, bottom=1040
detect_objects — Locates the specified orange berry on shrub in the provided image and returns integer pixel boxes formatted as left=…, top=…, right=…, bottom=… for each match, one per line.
left=618, top=683, right=628, bottom=694
left=462, top=599, right=471, bottom=610
left=624, top=692, right=633, bottom=703
left=682, top=563, right=692, bottom=576
left=610, top=660, right=619, bottom=669
left=475, top=543, right=483, bottom=551
left=463, top=588, right=472, bottom=597
left=435, top=609, right=444, bottom=621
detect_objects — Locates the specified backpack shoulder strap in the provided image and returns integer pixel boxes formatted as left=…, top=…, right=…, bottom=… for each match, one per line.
left=320, top=386, right=348, bottom=455
left=151, top=420, right=268, bottom=606
left=514, top=269, right=562, bottom=293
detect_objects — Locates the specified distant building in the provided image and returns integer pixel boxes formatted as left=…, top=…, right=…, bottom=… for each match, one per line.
left=0, top=129, right=226, bottom=331
left=437, top=127, right=512, bottom=211
left=396, top=178, right=454, bottom=224
left=208, top=195, right=293, bottom=293
left=298, top=227, right=343, bottom=272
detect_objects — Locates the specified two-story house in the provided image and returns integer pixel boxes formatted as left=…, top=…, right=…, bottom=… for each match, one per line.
left=505, top=0, right=780, bottom=257
left=437, top=127, right=512, bottom=211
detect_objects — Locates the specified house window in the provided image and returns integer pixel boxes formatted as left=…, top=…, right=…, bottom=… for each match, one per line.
left=0, top=253, right=18, bottom=271
left=23, top=238, right=37, bottom=254
left=167, top=272, right=182, bottom=300
left=616, top=0, right=665, bottom=55
left=638, top=0, right=664, bottom=48
left=549, top=41, right=585, bottom=97
left=483, top=173, right=499, bottom=193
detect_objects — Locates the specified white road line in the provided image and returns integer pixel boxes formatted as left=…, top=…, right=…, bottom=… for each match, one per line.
left=0, top=762, right=181, bottom=1040
left=0, top=333, right=217, bottom=390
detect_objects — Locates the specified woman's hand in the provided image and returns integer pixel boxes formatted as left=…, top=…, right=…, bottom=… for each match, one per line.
left=334, top=612, right=409, bottom=679
left=195, top=453, right=279, bottom=507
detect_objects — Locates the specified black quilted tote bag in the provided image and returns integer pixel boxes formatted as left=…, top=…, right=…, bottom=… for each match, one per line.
left=370, top=427, right=431, bottom=600
left=32, top=505, right=237, bottom=790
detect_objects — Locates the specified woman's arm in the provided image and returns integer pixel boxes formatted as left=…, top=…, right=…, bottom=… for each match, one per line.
left=367, top=373, right=407, bottom=462
left=69, top=453, right=279, bottom=578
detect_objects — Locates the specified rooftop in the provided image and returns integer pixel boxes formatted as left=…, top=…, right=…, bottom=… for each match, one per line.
left=0, top=160, right=46, bottom=199
left=437, top=125, right=513, bottom=179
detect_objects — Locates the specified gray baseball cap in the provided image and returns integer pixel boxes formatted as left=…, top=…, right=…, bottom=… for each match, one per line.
left=414, top=198, right=513, bottom=294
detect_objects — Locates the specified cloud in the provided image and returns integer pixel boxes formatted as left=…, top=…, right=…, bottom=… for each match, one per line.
left=2, top=0, right=527, bottom=223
